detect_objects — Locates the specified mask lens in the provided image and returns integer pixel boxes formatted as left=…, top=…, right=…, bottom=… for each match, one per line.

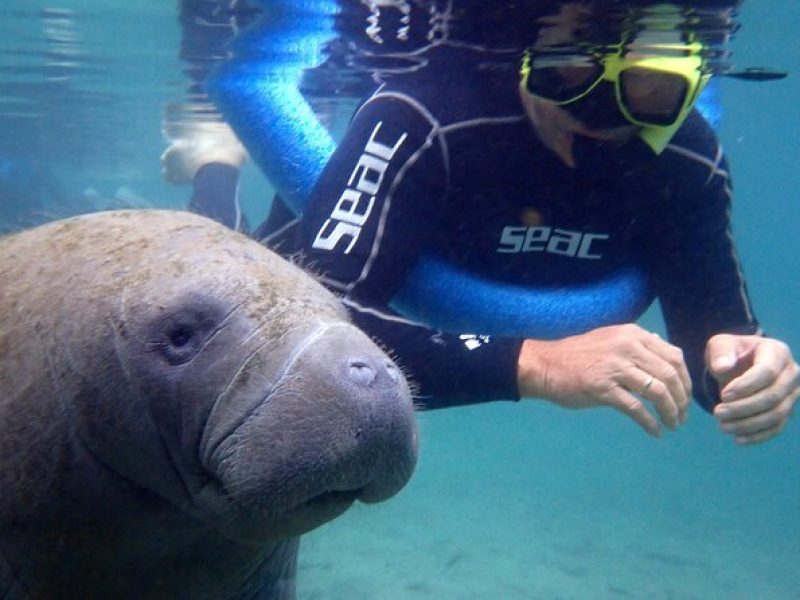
left=525, top=58, right=603, bottom=103
left=618, top=67, right=689, bottom=126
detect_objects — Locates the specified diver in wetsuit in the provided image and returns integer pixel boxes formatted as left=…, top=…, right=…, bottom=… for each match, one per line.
left=171, top=0, right=799, bottom=445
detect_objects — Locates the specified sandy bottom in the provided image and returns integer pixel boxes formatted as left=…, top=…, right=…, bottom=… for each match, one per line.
left=297, top=402, right=800, bottom=599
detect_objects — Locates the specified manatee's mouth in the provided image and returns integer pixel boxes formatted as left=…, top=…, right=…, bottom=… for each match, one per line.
left=304, top=487, right=365, bottom=509
left=201, top=482, right=369, bottom=544
left=255, top=486, right=367, bottom=539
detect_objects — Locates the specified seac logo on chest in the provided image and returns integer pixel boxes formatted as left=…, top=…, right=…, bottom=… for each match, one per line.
left=497, top=226, right=609, bottom=259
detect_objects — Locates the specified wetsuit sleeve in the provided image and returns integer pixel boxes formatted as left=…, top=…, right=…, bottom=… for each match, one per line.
left=299, top=93, right=447, bottom=304
left=345, top=300, right=524, bottom=408
left=648, top=124, right=760, bottom=413
left=191, top=163, right=244, bottom=231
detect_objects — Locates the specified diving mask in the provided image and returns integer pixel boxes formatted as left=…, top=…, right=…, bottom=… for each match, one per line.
left=521, top=41, right=711, bottom=153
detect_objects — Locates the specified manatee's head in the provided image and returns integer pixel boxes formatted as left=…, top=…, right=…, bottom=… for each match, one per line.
left=198, top=320, right=417, bottom=541
left=34, top=210, right=418, bottom=542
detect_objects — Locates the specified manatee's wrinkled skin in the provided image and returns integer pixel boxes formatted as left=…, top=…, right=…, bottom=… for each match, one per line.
left=0, top=210, right=418, bottom=599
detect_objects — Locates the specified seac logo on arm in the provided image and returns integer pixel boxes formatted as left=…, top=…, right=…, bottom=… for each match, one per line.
left=312, top=122, right=407, bottom=255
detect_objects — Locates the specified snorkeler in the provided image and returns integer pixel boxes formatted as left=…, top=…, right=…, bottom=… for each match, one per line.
left=173, top=0, right=799, bottom=445
left=160, top=0, right=258, bottom=231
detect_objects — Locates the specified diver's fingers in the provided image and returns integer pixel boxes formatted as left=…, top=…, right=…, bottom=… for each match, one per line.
left=731, top=418, right=789, bottom=446
left=621, top=355, right=683, bottom=430
left=720, top=396, right=793, bottom=436
left=641, top=334, right=692, bottom=423
left=606, top=386, right=662, bottom=438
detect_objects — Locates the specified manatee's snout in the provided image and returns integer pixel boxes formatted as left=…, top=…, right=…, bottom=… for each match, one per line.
left=274, top=322, right=419, bottom=505
left=209, top=321, right=418, bottom=538
left=308, top=331, right=418, bottom=504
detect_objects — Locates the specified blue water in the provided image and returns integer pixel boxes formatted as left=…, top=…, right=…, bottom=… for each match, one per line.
left=1, top=2, right=798, bottom=599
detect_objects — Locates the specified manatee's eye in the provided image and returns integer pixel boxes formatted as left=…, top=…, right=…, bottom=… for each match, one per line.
left=149, top=301, right=224, bottom=366
left=169, top=324, right=194, bottom=348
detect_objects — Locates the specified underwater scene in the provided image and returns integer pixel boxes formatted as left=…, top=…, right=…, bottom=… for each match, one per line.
left=1, top=1, right=798, bottom=598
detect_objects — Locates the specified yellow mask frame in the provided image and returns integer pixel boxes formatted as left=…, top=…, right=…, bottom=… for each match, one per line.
left=521, top=42, right=712, bottom=153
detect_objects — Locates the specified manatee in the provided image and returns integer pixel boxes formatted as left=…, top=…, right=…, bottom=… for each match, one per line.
left=0, top=210, right=418, bottom=599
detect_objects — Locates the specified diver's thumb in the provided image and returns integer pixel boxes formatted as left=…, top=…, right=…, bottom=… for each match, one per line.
left=706, top=334, right=739, bottom=376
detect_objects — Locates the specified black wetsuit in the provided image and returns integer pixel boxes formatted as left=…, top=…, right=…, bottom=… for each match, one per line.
left=261, top=45, right=760, bottom=412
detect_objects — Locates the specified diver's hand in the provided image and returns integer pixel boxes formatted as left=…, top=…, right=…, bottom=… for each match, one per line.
left=517, top=324, right=691, bottom=437
left=160, top=121, right=247, bottom=184
left=707, top=334, right=799, bottom=445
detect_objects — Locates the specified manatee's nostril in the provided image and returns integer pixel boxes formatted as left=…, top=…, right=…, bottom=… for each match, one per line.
left=348, top=359, right=377, bottom=386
